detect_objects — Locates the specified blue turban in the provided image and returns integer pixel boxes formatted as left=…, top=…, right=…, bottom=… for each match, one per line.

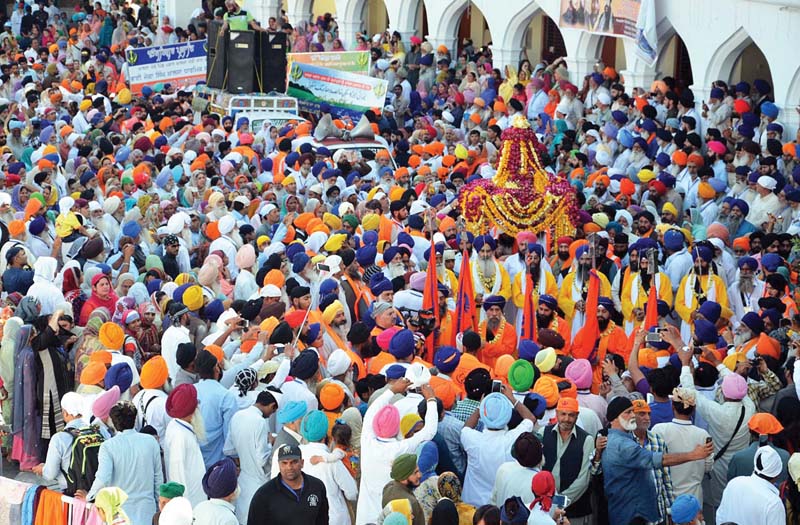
left=121, top=221, right=142, bottom=238
left=525, top=393, right=547, bottom=419
left=261, top=157, right=273, bottom=172
left=612, top=110, right=628, bottom=125
left=407, top=214, right=424, bottom=230
left=303, top=323, right=321, bottom=346
left=434, top=346, right=461, bottom=374
left=369, top=275, right=393, bottom=296
left=116, top=146, right=131, bottom=164
left=285, top=243, right=305, bottom=262
left=385, top=364, right=407, bottom=379
left=277, top=400, right=308, bottom=425
left=761, top=253, right=782, bottom=272
left=663, top=229, right=685, bottom=251
left=301, top=410, right=329, bottom=442
left=202, top=457, right=238, bottom=498
left=671, top=494, right=701, bottom=524
left=416, top=441, right=439, bottom=481
left=104, top=363, right=133, bottom=393
left=356, top=245, right=377, bottom=267
left=598, top=296, right=615, bottom=312
left=655, top=153, right=671, bottom=168
left=761, top=102, right=779, bottom=119
left=430, top=194, right=445, bottom=208
left=397, top=232, right=415, bottom=248
left=480, top=392, right=512, bottom=429
left=173, top=283, right=191, bottom=303
left=693, top=319, right=718, bottom=345
left=292, top=252, right=310, bottom=274
left=518, top=339, right=540, bottom=362
left=236, top=117, right=249, bottom=129
left=761, top=308, right=780, bottom=328
left=730, top=199, right=749, bottom=216
left=456, top=231, right=475, bottom=245
left=737, top=256, right=758, bottom=271
left=204, top=299, right=225, bottom=322
left=319, top=278, right=339, bottom=297
left=473, top=235, right=496, bottom=252
left=424, top=243, right=445, bottom=262
left=389, top=329, right=415, bottom=359
left=383, top=246, right=400, bottom=265
left=362, top=230, right=378, bottom=246
left=538, top=294, right=557, bottom=309
left=575, top=244, right=590, bottom=260
left=483, top=295, right=506, bottom=311
left=146, top=279, right=162, bottom=296
left=285, top=152, right=300, bottom=167
left=697, top=301, right=721, bottom=324
left=741, top=312, right=764, bottom=335
left=290, top=350, right=319, bottom=380
left=691, top=246, right=713, bottom=263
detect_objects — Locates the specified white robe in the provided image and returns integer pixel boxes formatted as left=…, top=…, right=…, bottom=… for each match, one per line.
left=163, top=418, right=207, bottom=507
left=355, top=390, right=438, bottom=525
left=301, top=441, right=358, bottom=525
left=223, top=405, right=271, bottom=525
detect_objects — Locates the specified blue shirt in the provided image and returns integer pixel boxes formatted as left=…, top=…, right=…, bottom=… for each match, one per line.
left=195, top=378, right=239, bottom=468
left=648, top=400, right=674, bottom=428
left=602, top=429, right=662, bottom=525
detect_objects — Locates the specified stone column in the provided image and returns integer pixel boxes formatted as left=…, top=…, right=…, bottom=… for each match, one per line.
left=491, top=46, right=524, bottom=75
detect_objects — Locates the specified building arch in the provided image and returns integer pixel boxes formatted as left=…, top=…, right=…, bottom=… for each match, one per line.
left=703, top=27, right=761, bottom=87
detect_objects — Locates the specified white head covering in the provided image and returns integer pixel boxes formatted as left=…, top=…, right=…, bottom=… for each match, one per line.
left=159, top=497, right=194, bottom=525
left=754, top=446, right=782, bottom=478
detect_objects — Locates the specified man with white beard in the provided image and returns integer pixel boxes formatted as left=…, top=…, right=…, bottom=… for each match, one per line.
left=26, top=216, right=53, bottom=258
left=747, top=176, right=780, bottom=229
left=625, top=138, right=651, bottom=180
left=701, top=87, right=732, bottom=132
left=382, top=246, right=408, bottom=281
left=471, top=235, right=511, bottom=322
left=164, top=383, right=208, bottom=507
left=731, top=312, right=765, bottom=357
left=722, top=199, right=757, bottom=238
left=783, top=188, right=800, bottom=234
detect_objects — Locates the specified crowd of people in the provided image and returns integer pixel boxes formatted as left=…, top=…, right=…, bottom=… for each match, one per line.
left=0, top=1, right=798, bottom=525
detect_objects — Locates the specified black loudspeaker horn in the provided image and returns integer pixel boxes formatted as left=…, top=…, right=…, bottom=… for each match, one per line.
left=206, top=20, right=227, bottom=89
left=256, top=31, right=288, bottom=93
left=227, top=30, right=255, bottom=94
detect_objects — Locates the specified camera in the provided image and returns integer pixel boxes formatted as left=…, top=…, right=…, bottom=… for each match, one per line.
left=491, top=380, right=503, bottom=393
left=645, top=332, right=662, bottom=343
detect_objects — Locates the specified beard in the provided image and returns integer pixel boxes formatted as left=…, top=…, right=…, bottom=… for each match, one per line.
left=536, top=313, right=553, bottom=327
left=387, top=261, right=406, bottom=279
left=630, top=150, right=644, bottom=164
left=637, top=223, right=650, bottom=234
left=557, top=250, right=569, bottom=261
left=613, top=247, right=628, bottom=258
left=477, top=257, right=496, bottom=278
left=724, top=215, right=742, bottom=235
left=621, top=416, right=637, bottom=431
left=598, top=317, right=610, bottom=331
left=487, top=316, right=501, bottom=331
left=738, top=275, right=755, bottom=295
left=181, top=227, right=192, bottom=246
left=191, top=407, right=207, bottom=444
left=437, top=263, right=446, bottom=276
left=695, top=263, right=709, bottom=275
left=629, top=261, right=639, bottom=273
left=577, top=263, right=590, bottom=282
left=734, top=329, right=753, bottom=348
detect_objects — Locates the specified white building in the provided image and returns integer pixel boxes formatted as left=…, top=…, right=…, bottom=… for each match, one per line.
left=166, top=0, right=800, bottom=132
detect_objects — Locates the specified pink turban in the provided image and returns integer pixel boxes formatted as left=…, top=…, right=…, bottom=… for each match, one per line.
left=373, top=404, right=400, bottom=439
left=517, top=231, right=537, bottom=246
left=198, top=263, right=218, bottom=287
left=706, top=223, right=730, bottom=246
left=92, top=385, right=121, bottom=420
left=239, top=133, right=254, bottom=146
left=235, top=244, right=256, bottom=270
left=721, top=373, right=747, bottom=400
left=220, top=161, right=234, bottom=177
left=377, top=326, right=400, bottom=351
left=565, top=358, right=593, bottom=390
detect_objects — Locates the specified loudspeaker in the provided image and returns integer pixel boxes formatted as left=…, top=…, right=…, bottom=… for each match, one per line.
left=206, top=20, right=227, bottom=89
left=256, top=31, right=288, bottom=93
left=227, top=30, right=255, bottom=94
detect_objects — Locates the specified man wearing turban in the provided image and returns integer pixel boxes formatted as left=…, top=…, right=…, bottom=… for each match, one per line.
left=163, top=384, right=207, bottom=506
left=131, top=356, right=170, bottom=440
left=511, top=243, right=557, bottom=338
left=471, top=235, right=511, bottom=323
left=477, top=295, right=517, bottom=369
left=675, top=244, right=729, bottom=341
left=728, top=256, right=765, bottom=326
left=558, top=244, right=611, bottom=339
left=621, top=241, right=674, bottom=336
left=381, top=453, right=425, bottom=525
left=194, top=457, right=240, bottom=524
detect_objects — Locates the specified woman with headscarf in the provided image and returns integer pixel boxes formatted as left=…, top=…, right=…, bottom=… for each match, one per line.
left=431, top=499, right=460, bottom=525
left=136, top=302, right=161, bottom=362
left=437, top=472, right=475, bottom=525
left=94, top=487, right=131, bottom=525
left=72, top=308, right=111, bottom=385
left=10, top=300, right=40, bottom=469
left=79, top=273, right=119, bottom=326
left=413, top=441, right=441, bottom=523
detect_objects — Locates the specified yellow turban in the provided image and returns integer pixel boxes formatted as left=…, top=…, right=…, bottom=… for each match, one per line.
left=661, top=202, right=678, bottom=217
left=282, top=176, right=296, bottom=187
left=116, top=88, right=132, bottom=105
left=389, top=186, right=405, bottom=202
left=455, top=143, right=468, bottom=160
left=99, top=322, right=124, bottom=351
left=723, top=352, right=747, bottom=371
left=400, top=413, right=422, bottom=437
left=362, top=214, right=380, bottom=231
left=637, top=169, right=656, bottom=183
left=257, top=235, right=270, bottom=247
left=183, top=285, right=204, bottom=312
left=698, top=182, right=715, bottom=199
left=322, top=300, right=344, bottom=325
left=80, top=361, right=107, bottom=386
left=322, top=212, right=342, bottom=231
left=324, top=233, right=347, bottom=253
left=174, top=273, right=194, bottom=285
left=79, top=99, right=92, bottom=112
left=140, top=356, right=168, bottom=389
left=259, top=316, right=280, bottom=334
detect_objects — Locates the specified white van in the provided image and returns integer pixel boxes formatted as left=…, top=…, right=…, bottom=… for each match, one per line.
left=192, top=86, right=308, bottom=129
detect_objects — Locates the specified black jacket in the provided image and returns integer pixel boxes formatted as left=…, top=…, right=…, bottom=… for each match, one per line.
left=247, top=473, right=328, bottom=525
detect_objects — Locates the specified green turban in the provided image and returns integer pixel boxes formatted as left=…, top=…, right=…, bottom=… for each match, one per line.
left=159, top=482, right=185, bottom=498
left=390, top=453, right=418, bottom=482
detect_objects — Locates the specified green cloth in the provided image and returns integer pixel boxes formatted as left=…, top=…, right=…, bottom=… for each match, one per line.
left=390, top=453, right=417, bottom=481
left=224, top=9, right=254, bottom=31
left=159, top=481, right=185, bottom=498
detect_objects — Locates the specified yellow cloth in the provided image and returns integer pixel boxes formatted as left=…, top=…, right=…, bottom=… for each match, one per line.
left=55, top=211, right=81, bottom=238
left=511, top=270, right=557, bottom=309
left=675, top=273, right=729, bottom=323
left=99, top=322, right=124, bottom=350
left=557, top=270, right=611, bottom=322
left=620, top=271, right=674, bottom=324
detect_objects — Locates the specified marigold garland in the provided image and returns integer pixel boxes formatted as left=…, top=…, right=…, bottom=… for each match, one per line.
left=458, top=114, right=580, bottom=241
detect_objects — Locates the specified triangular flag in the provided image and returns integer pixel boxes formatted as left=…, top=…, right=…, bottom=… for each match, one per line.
left=453, top=250, right=477, bottom=345
left=571, top=269, right=601, bottom=363
left=644, top=276, right=659, bottom=330
left=422, top=247, right=440, bottom=362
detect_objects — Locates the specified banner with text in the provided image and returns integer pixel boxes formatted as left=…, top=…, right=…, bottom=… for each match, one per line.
left=287, top=51, right=371, bottom=75
left=559, top=0, right=641, bottom=39
left=126, top=40, right=207, bottom=94
left=286, top=61, right=388, bottom=120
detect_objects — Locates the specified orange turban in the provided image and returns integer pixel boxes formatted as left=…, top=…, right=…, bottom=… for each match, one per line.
left=408, top=155, right=421, bottom=168
left=748, top=412, right=784, bottom=435
left=493, top=355, right=515, bottom=384
left=533, top=376, right=559, bottom=408
left=264, top=269, right=286, bottom=288
left=757, top=333, right=781, bottom=360
left=619, top=178, right=635, bottom=196
left=732, top=237, right=750, bottom=251
left=687, top=153, right=705, bottom=167
left=8, top=220, right=25, bottom=237
left=697, top=182, right=715, bottom=199
left=80, top=362, right=107, bottom=386
left=204, top=344, right=225, bottom=363
left=556, top=397, right=579, bottom=413
left=99, top=322, right=124, bottom=350
left=89, top=351, right=113, bottom=365
left=469, top=112, right=482, bottom=124
left=438, top=216, right=455, bottom=233
left=140, top=356, right=168, bottom=389
left=672, top=150, right=688, bottom=166
left=24, top=198, right=42, bottom=220
left=319, top=382, right=345, bottom=410
left=442, top=155, right=456, bottom=168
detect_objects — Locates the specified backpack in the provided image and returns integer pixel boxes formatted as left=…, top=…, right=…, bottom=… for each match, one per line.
left=62, top=425, right=105, bottom=496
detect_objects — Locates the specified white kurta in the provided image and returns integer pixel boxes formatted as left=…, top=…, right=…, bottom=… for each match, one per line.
left=301, top=441, right=358, bottom=525
left=162, top=325, right=192, bottom=380
left=223, top=405, right=271, bottom=525
left=194, top=498, right=239, bottom=525
left=355, top=390, right=438, bottom=525
left=164, top=418, right=207, bottom=507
